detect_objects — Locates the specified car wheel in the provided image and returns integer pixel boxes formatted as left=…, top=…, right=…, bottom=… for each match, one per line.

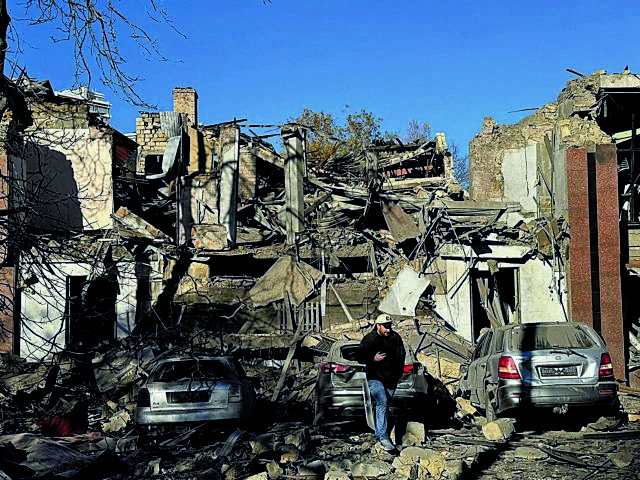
left=313, top=399, right=325, bottom=426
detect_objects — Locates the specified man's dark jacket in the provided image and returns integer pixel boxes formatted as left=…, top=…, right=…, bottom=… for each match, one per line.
left=356, top=328, right=406, bottom=390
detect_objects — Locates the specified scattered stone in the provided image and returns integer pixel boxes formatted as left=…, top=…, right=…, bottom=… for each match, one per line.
left=246, top=473, right=268, bottom=480
left=284, top=428, right=309, bottom=450
left=608, top=451, right=634, bottom=468
left=102, top=410, right=130, bottom=432
left=482, top=418, right=514, bottom=441
left=402, top=421, right=425, bottom=446
left=280, top=445, right=300, bottom=463
left=513, top=446, right=547, bottom=460
left=350, top=459, right=392, bottom=478
left=266, top=460, right=283, bottom=479
left=585, top=416, right=621, bottom=432
left=324, top=469, right=350, bottom=480
left=224, top=465, right=240, bottom=480
left=250, top=434, right=275, bottom=454
left=396, top=446, right=446, bottom=480
left=392, top=454, right=417, bottom=478
left=445, top=459, right=465, bottom=480
left=142, top=458, right=161, bottom=477
left=298, top=460, right=325, bottom=477
left=456, top=397, right=477, bottom=416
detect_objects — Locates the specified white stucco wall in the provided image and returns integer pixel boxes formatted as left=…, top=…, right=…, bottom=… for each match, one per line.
left=25, top=128, right=114, bottom=231
left=552, top=134, right=569, bottom=219
left=20, top=262, right=90, bottom=361
left=434, top=253, right=568, bottom=344
left=115, top=261, right=138, bottom=338
left=502, top=144, right=538, bottom=214
left=518, top=258, right=568, bottom=323
left=21, top=260, right=138, bottom=361
left=434, top=260, right=473, bottom=342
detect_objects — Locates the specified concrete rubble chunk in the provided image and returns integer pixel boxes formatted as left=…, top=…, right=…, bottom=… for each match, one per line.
left=250, top=434, right=275, bottom=454
left=101, top=410, right=130, bottom=432
left=402, top=421, right=426, bottom=446
left=585, top=416, right=621, bottom=432
left=609, top=451, right=634, bottom=468
left=246, top=473, right=269, bottom=480
left=397, top=446, right=447, bottom=480
left=284, top=428, right=309, bottom=450
left=350, top=459, right=392, bottom=478
left=392, top=454, right=423, bottom=478
left=324, top=469, right=350, bottom=480
left=513, top=446, right=547, bottom=460
left=279, top=445, right=300, bottom=463
left=482, top=418, right=515, bottom=441
left=455, top=397, right=478, bottom=416
left=145, top=458, right=162, bottom=477
left=444, top=459, right=465, bottom=480
left=297, top=460, right=325, bottom=477
left=266, top=460, right=283, bottom=479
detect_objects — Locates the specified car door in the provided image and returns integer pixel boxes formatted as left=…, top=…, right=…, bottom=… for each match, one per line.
left=468, top=332, right=492, bottom=404
left=475, top=330, right=496, bottom=407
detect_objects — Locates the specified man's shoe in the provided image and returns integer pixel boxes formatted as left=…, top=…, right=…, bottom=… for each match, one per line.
left=379, top=437, right=397, bottom=452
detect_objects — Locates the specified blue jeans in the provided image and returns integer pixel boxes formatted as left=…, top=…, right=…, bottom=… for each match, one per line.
left=368, top=380, right=394, bottom=441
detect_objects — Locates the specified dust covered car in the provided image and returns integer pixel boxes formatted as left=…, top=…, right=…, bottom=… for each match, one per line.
left=135, top=356, right=256, bottom=438
left=459, top=322, right=619, bottom=419
left=313, top=339, right=431, bottom=426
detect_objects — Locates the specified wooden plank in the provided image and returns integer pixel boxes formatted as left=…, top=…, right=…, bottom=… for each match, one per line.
left=271, top=297, right=305, bottom=402
left=628, top=246, right=640, bottom=260
left=329, top=283, right=356, bottom=323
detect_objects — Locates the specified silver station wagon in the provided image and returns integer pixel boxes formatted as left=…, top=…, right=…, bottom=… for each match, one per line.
left=458, top=322, right=619, bottom=419
left=135, top=356, right=256, bottom=439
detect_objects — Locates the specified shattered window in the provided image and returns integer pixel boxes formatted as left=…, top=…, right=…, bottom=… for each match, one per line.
left=340, top=345, right=360, bottom=362
left=152, top=359, right=231, bottom=382
left=493, top=330, right=505, bottom=354
left=510, top=325, right=596, bottom=352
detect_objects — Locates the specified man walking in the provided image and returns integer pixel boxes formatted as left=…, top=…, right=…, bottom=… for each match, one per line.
left=357, top=313, right=406, bottom=452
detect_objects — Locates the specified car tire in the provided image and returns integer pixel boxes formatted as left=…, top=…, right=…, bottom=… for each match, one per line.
left=313, top=399, right=325, bottom=426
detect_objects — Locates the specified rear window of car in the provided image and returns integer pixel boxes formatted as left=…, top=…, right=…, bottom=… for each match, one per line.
left=153, top=359, right=231, bottom=382
left=337, top=343, right=413, bottom=364
left=509, top=324, right=596, bottom=351
left=340, top=345, right=360, bottom=362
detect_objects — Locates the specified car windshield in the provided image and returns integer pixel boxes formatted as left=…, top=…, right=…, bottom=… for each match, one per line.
left=153, top=359, right=231, bottom=382
left=510, top=325, right=596, bottom=352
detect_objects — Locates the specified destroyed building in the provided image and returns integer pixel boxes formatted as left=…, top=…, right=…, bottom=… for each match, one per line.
left=0, top=80, right=470, bottom=370
left=3, top=70, right=637, bottom=397
left=467, top=68, right=640, bottom=385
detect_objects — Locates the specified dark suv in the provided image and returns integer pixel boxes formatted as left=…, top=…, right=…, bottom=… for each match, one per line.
left=458, top=322, right=618, bottom=419
left=313, top=339, right=430, bottom=428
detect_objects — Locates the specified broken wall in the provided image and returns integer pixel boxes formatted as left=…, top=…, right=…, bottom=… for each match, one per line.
left=135, top=112, right=169, bottom=175
left=469, top=104, right=557, bottom=212
left=20, top=257, right=138, bottom=361
left=21, top=127, right=114, bottom=232
left=469, top=70, right=627, bottom=379
left=434, top=247, right=567, bottom=343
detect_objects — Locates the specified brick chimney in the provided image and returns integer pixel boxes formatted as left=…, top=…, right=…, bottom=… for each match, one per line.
left=172, top=87, right=198, bottom=126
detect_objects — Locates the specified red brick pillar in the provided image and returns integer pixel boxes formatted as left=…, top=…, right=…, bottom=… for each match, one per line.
left=565, top=148, right=593, bottom=326
left=0, top=154, right=14, bottom=354
left=0, top=267, right=15, bottom=354
left=595, top=144, right=625, bottom=381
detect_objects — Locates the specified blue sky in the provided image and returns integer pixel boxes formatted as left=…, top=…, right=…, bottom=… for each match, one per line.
left=11, top=0, right=640, bottom=157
